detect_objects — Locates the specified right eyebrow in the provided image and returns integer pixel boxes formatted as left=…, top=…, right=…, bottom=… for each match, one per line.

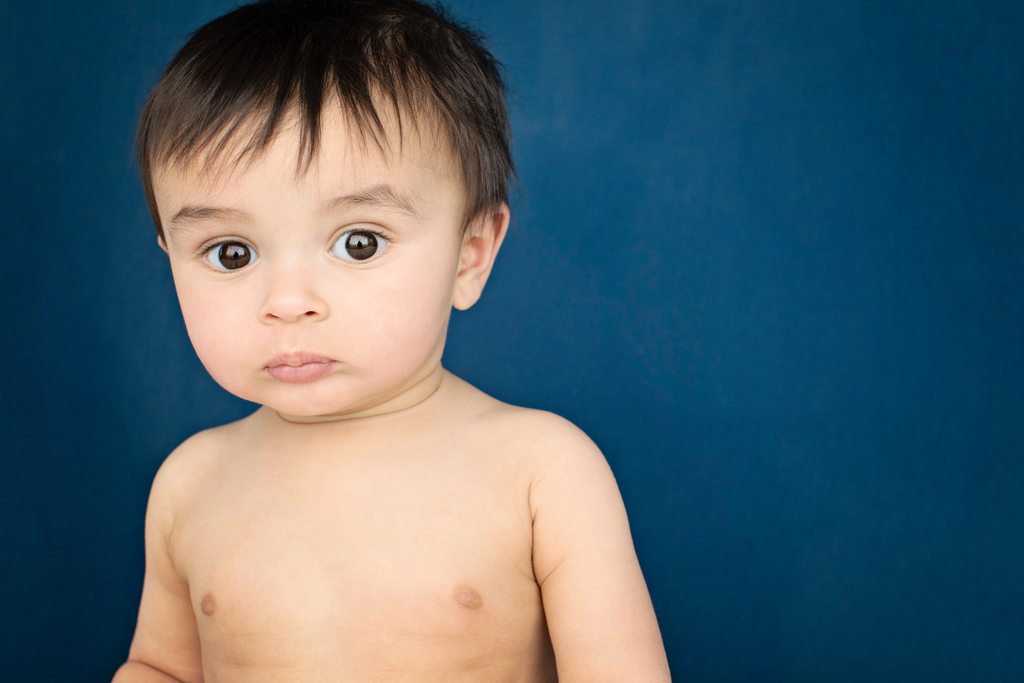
left=167, top=206, right=251, bottom=238
left=166, top=183, right=422, bottom=239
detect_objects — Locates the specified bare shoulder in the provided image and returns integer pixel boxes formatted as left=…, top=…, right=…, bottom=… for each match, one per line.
left=448, top=375, right=611, bottom=513
left=489, top=404, right=671, bottom=679
left=149, top=420, right=241, bottom=519
left=491, top=405, right=601, bottom=468
left=447, top=372, right=602, bottom=462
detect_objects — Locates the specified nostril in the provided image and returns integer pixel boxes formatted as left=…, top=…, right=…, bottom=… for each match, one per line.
left=259, top=301, right=327, bottom=323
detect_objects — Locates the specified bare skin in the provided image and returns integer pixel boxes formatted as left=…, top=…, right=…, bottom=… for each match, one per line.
left=152, top=368, right=561, bottom=681
left=119, top=98, right=671, bottom=683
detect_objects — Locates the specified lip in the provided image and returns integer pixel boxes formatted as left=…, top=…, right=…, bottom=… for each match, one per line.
left=265, top=352, right=338, bottom=383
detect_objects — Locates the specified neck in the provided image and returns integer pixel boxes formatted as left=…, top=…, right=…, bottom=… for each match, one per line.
left=272, top=364, right=446, bottom=425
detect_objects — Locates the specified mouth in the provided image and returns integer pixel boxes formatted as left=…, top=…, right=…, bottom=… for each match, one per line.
left=265, top=352, right=338, bottom=383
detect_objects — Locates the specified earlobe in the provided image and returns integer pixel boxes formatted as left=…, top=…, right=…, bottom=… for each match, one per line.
left=157, top=234, right=168, bottom=254
left=452, top=204, right=510, bottom=311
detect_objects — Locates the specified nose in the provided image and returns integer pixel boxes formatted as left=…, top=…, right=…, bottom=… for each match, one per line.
left=258, top=271, right=330, bottom=324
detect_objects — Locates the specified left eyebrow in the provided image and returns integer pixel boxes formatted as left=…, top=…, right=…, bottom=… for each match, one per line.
left=167, top=183, right=422, bottom=238
left=322, top=183, right=422, bottom=219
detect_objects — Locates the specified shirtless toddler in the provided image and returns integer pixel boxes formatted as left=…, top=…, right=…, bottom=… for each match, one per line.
left=113, top=1, right=670, bottom=681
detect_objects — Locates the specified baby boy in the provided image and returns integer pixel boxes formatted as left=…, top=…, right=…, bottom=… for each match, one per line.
left=113, top=1, right=670, bottom=681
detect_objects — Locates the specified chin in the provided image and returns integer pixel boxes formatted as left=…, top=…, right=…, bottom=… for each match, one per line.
left=217, top=369, right=405, bottom=417
left=268, top=400, right=342, bottom=417
left=260, top=383, right=378, bottom=418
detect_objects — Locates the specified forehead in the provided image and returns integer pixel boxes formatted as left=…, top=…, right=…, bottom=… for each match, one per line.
left=152, top=96, right=463, bottom=225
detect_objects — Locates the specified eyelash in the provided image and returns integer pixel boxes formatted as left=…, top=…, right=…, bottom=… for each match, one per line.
left=195, top=227, right=392, bottom=269
left=196, top=241, right=240, bottom=258
left=337, top=227, right=393, bottom=262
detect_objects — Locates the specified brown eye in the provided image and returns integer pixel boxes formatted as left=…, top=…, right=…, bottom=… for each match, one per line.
left=205, top=242, right=255, bottom=271
left=331, top=229, right=388, bottom=262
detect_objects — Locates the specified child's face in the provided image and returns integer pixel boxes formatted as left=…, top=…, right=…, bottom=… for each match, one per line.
left=152, top=101, right=480, bottom=419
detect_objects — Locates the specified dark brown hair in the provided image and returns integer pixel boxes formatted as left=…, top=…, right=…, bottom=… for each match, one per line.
left=135, top=0, right=514, bottom=239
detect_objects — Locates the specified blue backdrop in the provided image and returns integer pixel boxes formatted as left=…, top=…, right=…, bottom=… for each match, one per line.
left=3, top=1, right=1022, bottom=680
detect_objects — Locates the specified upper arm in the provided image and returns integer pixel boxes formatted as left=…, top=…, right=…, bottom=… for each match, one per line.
left=125, top=436, right=207, bottom=683
left=529, top=414, right=671, bottom=683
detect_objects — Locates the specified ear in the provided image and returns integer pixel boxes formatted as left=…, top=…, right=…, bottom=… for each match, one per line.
left=157, top=233, right=169, bottom=254
left=452, top=203, right=510, bottom=311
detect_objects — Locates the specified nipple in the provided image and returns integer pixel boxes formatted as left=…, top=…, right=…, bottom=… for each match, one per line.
left=200, top=592, right=217, bottom=616
left=452, top=584, right=483, bottom=609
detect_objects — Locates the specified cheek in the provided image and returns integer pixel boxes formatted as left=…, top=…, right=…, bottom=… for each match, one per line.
left=176, top=282, right=257, bottom=377
left=356, top=252, right=456, bottom=350
left=168, top=236, right=459, bottom=386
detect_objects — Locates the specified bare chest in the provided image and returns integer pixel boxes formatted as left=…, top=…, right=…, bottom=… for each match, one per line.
left=172, top=440, right=555, bottom=681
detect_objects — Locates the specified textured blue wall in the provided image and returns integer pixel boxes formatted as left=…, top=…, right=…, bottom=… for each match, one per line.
left=3, top=1, right=1022, bottom=680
